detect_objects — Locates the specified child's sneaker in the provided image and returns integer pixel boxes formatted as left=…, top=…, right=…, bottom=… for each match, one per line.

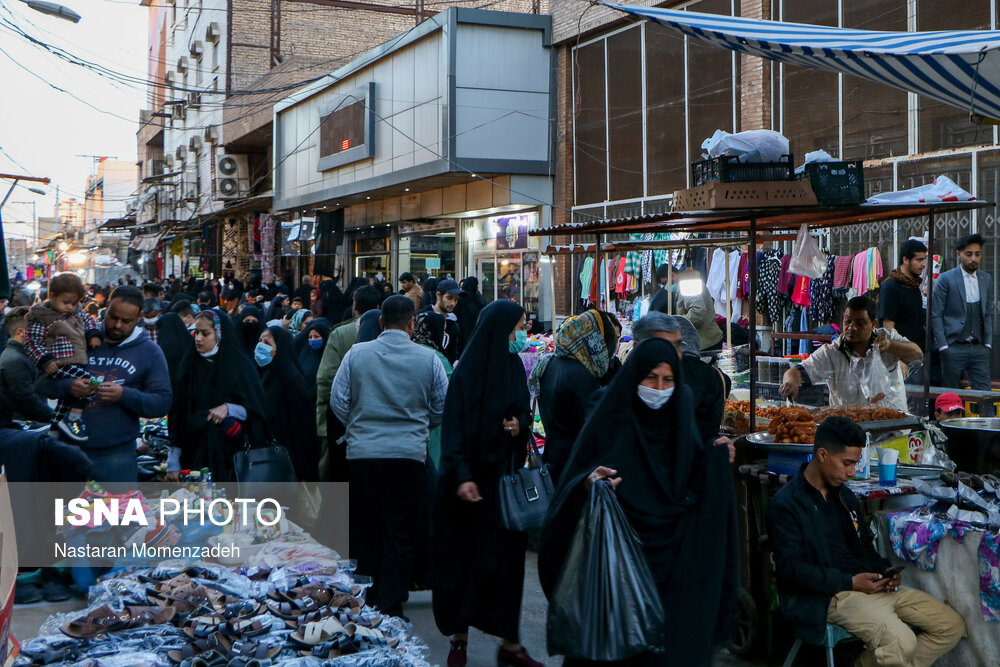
left=57, top=416, right=88, bottom=443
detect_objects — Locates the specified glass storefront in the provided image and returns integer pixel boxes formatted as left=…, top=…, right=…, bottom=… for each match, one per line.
left=467, top=211, right=541, bottom=321
left=399, top=222, right=456, bottom=282
left=352, top=233, right=390, bottom=283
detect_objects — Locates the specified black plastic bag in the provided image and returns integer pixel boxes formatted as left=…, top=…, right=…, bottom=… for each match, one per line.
left=546, top=480, right=666, bottom=661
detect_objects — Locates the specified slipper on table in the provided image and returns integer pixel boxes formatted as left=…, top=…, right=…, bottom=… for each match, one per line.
left=220, top=618, right=269, bottom=641
left=61, top=605, right=128, bottom=638
left=221, top=639, right=281, bottom=665
left=347, top=623, right=398, bottom=650
left=222, top=600, right=261, bottom=620
left=283, top=606, right=339, bottom=630
left=166, top=632, right=231, bottom=664
left=264, top=598, right=321, bottom=620
left=122, top=605, right=177, bottom=629
left=183, top=614, right=228, bottom=640
left=288, top=617, right=350, bottom=648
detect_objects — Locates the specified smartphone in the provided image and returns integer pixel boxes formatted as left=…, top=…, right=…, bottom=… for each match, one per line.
left=883, top=566, right=904, bottom=578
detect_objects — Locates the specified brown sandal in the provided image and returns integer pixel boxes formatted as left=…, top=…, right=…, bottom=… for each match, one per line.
left=60, top=605, right=127, bottom=638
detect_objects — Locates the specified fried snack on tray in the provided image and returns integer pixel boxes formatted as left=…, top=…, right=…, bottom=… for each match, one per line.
left=809, top=405, right=907, bottom=423
left=725, top=400, right=782, bottom=420
left=766, top=407, right=818, bottom=444
left=722, top=410, right=751, bottom=435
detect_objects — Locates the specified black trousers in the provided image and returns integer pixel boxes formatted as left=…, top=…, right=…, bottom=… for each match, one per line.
left=348, top=458, right=424, bottom=617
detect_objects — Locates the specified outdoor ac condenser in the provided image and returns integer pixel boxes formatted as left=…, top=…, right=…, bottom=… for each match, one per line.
left=215, top=153, right=249, bottom=200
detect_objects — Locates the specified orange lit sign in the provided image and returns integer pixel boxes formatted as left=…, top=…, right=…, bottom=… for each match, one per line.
left=341, top=139, right=350, bottom=151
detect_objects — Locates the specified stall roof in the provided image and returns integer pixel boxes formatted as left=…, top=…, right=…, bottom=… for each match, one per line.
left=530, top=202, right=990, bottom=237
left=543, top=233, right=800, bottom=254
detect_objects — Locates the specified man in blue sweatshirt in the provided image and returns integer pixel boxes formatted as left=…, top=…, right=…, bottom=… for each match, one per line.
left=39, top=286, right=171, bottom=483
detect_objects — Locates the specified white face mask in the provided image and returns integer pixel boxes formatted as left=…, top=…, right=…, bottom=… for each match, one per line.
left=199, top=343, right=220, bottom=358
left=143, top=315, right=160, bottom=325
left=636, top=384, right=674, bottom=410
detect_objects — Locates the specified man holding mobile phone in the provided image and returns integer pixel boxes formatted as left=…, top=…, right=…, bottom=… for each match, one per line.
left=768, top=417, right=966, bottom=665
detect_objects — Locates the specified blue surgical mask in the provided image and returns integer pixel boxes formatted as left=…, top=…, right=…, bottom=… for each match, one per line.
left=308, top=338, right=324, bottom=350
left=508, top=329, right=528, bottom=354
left=636, top=384, right=674, bottom=410
left=254, top=342, right=274, bottom=367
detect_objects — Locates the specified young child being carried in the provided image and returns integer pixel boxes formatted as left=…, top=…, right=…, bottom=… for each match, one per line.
left=24, top=273, right=102, bottom=443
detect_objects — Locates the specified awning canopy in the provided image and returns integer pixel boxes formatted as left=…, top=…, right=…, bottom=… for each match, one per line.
left=603, top=2, right=1000, bottom=120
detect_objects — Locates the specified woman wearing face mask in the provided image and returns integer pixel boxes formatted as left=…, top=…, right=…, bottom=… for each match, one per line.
left=168, top=310, right=269, bottom=482
left=432, top=300, right=543, bottom=667
left=255, top=326, right=319, bottom=481
left=236, top=305, right=264, bottom=358
left=538, top=339, right=740, bottom=666
left=295, top=319, right=332, bottom=402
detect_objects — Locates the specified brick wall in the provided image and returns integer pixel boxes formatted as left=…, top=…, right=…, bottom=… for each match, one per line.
left=740, top=0, right=770, bottom=131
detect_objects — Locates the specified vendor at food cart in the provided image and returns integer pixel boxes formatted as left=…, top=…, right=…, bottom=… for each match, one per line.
left=780, top=297, right=923, bottom=413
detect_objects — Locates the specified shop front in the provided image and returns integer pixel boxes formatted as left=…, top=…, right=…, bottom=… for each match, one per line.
left=272, top=7, right=555, bottom=326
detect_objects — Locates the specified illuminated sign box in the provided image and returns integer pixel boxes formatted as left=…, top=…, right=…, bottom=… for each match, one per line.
left=317, top=82, right=375, bottom=171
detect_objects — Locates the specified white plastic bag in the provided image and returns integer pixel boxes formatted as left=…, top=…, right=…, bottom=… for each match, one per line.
left=701, top=129, right=790, bottom=163
left=865, top=175, right=975, bottom=205
left=788, top=223, right=828, bottom=279
left=795, top=149, right=837, bottom=175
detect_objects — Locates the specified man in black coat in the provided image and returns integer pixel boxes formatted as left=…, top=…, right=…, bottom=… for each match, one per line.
left=0, top=307, right=53, bottom=424
left=767, top=417, right=965, bottom=664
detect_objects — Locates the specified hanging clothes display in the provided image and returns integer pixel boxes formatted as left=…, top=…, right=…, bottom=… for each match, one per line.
left=728, top=250, right=743, bottom=318
left=777, top=254, right=795, bottom=296
left=579, top=257, right=595, bottom=299
left=809, top=254, right=838, bottom=324
left=791, top=275, right=811, bottom=307
left=833, top=255, right=853, bottom=289
left=799, top=309, right=812, bottom=355
left=756, top=251, right=784, bottom=325
left=706, top=248, right=728, bottom=317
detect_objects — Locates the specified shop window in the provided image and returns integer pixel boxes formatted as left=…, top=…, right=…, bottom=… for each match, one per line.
left=842, top=0, right=908, bottom=160
left=573, top=41, right=607, bottom=205
left=607, top=27, right=644, bottom=201
left=916, top=0, right=991, bottom=152
left=687, top=0, right=739, bottom=164
left=645, top=22, right=686, bottom=196
left=781, top=0, right=839, bottom=157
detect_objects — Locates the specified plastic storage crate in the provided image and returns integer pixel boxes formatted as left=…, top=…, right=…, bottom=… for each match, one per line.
left=692, top=154, right=794, bottom=186
left=800, top=160, right=864, bottom=205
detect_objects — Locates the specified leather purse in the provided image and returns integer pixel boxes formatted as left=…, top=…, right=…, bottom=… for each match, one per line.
left=499, top=426, right=554, bottom=532
left=233, top=439, right=298, bottom=483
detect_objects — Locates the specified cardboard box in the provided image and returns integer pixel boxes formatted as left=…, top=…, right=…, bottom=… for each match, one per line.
left=673, top=179, right=819, bottom=211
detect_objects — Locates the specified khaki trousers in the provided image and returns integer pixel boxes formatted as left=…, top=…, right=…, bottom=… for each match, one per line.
left=827, top=586, right=966, bottom=667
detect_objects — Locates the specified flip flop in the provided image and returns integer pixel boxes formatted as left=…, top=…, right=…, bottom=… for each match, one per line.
left=167, top=632, right=231, bottom=664
left=346, top=623, right=398, bottom=650
left=222, top=600, right=261, bottom=620
left=283, top=606, right=338, bottom=630
left=264, top=598, right=321, bottom=620
left=61, top=605, right=128, bottom=638
left=221, top=639, right=281, bottom=664
left=220, top=618, right=269, bottom=641
left=288, top=617, right=349, bottom=647
left=122, top=605, right=177, bottom=629
left=183, top=614, right=228, bottom=640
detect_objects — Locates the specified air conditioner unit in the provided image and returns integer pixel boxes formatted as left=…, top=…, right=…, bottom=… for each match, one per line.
left=187, top=91, right=201, bottom=109
left=175, top=145, right=187, bottom=161
left=173, top=103, right=187, bottom=121
left=189, top=135, right=202, bottom=152
left=215, top=154, right=249, bottom=200
left=206, top=22, right=221, bottom=43
left=190, top=41, right=204, bottom=57
left=165, top=154, right=175, bottom=170
left=182, top=166, right=199, bottom=202
left=204, top=125, right=219, bottom=143
left=177, top=57, right=189, bottom=73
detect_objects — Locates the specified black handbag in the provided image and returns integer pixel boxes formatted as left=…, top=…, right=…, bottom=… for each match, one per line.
left=233, top=439, right=298, bottom=483
left=499, top=426, right=554, bottom=532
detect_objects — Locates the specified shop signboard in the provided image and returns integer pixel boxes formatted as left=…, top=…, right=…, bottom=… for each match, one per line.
left=494, top=213, right=531, bottom=250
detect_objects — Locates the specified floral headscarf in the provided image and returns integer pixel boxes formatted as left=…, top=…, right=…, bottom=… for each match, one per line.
left=289, top=309, right=312, bottom=333
left=527, top=309, right=610, bottom=397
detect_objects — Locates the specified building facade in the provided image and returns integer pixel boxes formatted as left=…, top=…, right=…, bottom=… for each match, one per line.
left=272, top=8, right=555, bottom=324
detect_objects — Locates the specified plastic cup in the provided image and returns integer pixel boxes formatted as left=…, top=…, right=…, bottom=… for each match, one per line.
left=877, top=447, right=900, bottom=487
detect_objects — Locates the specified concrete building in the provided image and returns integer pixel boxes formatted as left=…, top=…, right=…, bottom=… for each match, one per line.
left=135, top=0, right=546, bottom=284
left=55, top=199, right=84, bottom=234
left=272, top=8, right=555, bottom=324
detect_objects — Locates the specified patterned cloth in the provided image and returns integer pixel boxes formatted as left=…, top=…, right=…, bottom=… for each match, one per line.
left=809, top=254, right=838, bottom=324
left=289, top=309, right=312, bottom=334
left=51, top=363, right=95, bottom=424
left=528, top=310, right=610, bottom=398
left=756, top=251, right=784, bottom=326
left=979, top=533, right=1000, bottom=622
left=144, top=324, right=159, bottom=345
left=833, top=255, right=853, bottom=289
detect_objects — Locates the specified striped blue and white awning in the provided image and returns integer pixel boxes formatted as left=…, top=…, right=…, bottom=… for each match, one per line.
left=603, top=2, right=1000, bottom=121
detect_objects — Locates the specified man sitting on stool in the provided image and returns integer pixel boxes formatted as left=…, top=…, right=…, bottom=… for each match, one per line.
left=768, top=417, right=965, bottom=666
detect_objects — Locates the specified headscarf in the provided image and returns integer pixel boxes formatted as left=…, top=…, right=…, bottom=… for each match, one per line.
left=454, top=276, right=486, bottom=352
left=528, top=309, right=610, bottom=397
left=421, top=278, right=439, bottom=309
left=413, top=310, right=446, bottom=354
left=236, top=305, right=264, bottom=358
left=169, top=310, right=269, bottom=481
left=264, top=295, right=287, bottom=322
left=156, top=312, right=194, bottom=373
left=672, top=315, right=702, bottom=359
left=355, top=309, right=383, bottom=343
left=289, top=308, right=312, bottom=334
left=318, top=280, right=347, bottom=322
left=260, top=325, right=319, bottom=480
left=538, top=338, right=738, bottom=662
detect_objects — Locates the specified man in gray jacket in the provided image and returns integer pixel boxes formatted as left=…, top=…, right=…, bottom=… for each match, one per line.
left=932, top=233, right=994, bottom=413
left=331, top=295, right=448, bottom=618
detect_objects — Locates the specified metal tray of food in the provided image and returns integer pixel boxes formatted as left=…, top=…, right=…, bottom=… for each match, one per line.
left=855, top=416, right=924, bottom=432
left=871, top=461, right=947, bottom=480
left=745, top=432, right=814, bottom=453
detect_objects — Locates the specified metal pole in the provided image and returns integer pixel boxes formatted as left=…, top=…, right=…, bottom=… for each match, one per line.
left=749, top=218, right=759, bottom=433
left=725, top=247, right=732, bottom=349
left=667, top=260, right=673, bottom=315
left=923, top=211, right=935, bottom=418
left=595, top=233, right=602, bottom=309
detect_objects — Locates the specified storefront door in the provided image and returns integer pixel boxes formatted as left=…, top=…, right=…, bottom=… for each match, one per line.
left=475, top=256, right=496, bottom=303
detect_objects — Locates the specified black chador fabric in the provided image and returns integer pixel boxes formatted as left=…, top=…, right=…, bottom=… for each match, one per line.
left=236, top=305, right=264, bottom=358
left=318, top=280, right=347, bottom=323
left=295, top=318, right=332, bottom=403
left=261, top=326, right=319, bottom=482
left=156, top=312, right=193, bottom=377
left=355, top=310, right=383, bottom=343
left=431, top=300, right=530, bottom=642
left=264, top=296, right=287, bottom=323
left=421, top=278, right=439, bottom=309
left=454, top=276, right=486, bottom=353
left=538, top=339, right=740, bottom=667
left=170, top=311, right=270, bottom=482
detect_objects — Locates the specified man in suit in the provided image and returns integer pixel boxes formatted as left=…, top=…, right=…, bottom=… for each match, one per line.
left=931, top=233, right=994, bottom=414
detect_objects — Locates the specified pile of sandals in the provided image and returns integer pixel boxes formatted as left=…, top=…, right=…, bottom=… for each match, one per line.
left=54, top=569, right=399, bottom=667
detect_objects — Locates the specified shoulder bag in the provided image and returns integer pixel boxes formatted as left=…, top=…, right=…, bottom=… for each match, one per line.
left=499, top=407, right=554, bottom=532
left=233, top=437, right=298, bottom=483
